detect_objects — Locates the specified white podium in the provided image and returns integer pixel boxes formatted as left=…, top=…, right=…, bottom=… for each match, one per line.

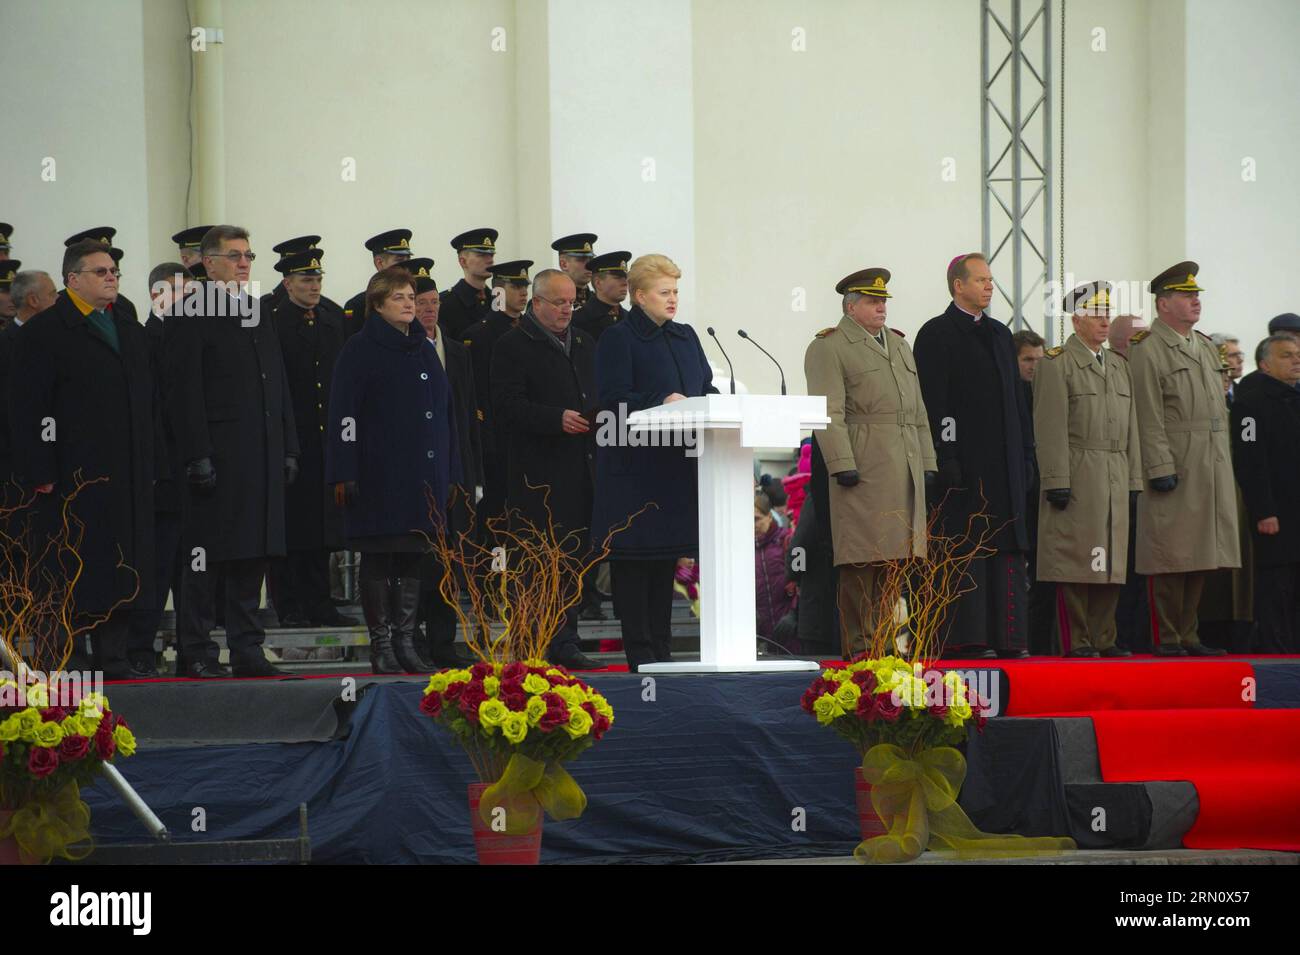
left=629, top=394, right=829, bottom=673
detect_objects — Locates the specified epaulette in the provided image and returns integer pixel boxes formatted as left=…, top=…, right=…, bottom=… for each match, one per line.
left=1045, top=345, right=1065, bottom=358
left=890, top=328, right=906, bottom=338
left=1130, top=330, right=1151, bottom=344
left=814, top=327, right=836, bottom=339
left=343, top=309, right=353, bottom=317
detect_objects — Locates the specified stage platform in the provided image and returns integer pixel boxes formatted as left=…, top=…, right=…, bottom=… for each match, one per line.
left=79, top=655, right=1300, bottom=864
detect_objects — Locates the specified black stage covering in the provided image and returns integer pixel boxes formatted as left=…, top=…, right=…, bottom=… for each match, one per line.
left=83, top=663, right=1298, bottom=863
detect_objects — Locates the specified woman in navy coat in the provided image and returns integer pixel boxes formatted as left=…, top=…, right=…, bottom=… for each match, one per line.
left=591, top=254, right=716, bottom=670
left=327, top=268, right=460, bottom=673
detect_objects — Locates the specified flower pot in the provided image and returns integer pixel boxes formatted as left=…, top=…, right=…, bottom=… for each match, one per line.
left=468, top=783, right=542, bottom=865
left=0, top=811, right=33, bottom=866
left=853, top=768, right=888, bottom=840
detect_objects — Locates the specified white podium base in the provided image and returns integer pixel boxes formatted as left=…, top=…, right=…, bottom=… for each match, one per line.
left=637, top=659, right=821, bottom=674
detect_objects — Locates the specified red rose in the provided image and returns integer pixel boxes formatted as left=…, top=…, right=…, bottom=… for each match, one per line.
left=874, top=693, right=902, bottom=722
left=443, top=681, right=465, bottom=701
left=856, top=693, right=876, bottom=721
left=800, top=688, right=819, bottom=714
left=501, top=691, right=528, bottom=712
left=41, top=706, right=68, bottom=723
left=928, top=704, right=950, bottom=719
left=470, top=662, right=493, bottom=681
left=29, top=745, right=60, bottom=778
left=459, top=684, right=488, bottom=721
left=501, top=662, right=528, bottom=683
left=546, top=673, right=567, bottom=686
left=538, top=707, right=568, bottom=733
left=419, top=691, right=443, bottom=717
left=850, top=670, right=877, bottom=692
left=95, top=726, right=116, bottom=760
left=59, top=734, right=91, bottom=762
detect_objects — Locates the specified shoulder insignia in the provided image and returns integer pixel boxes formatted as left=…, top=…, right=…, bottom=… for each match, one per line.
left=1130, top=330, right=1150, bottom=344
left=1045, top=345, right=1065, bottom=358
left=343, top=309, right=353, bottom=317
left=890, top=328, right=905, bottom=338
left=814, top=327, right=837, bottom=339
left=476, top=409, right=485, bottom=421
left=463, top=339, right=473, bottom=347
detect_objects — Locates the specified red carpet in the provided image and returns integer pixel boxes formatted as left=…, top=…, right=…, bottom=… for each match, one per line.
left=1089, top=709, right=1300, bottom=850
left=916, top=657, right=1299, bottom=851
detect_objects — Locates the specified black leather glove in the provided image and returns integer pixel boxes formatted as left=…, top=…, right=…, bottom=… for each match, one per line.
left=1149, top=474, right=1178, bottom=493
left=938, top=458, right=963, bottom=490
left=835, top=469, right=860, bottom=488
left=1045, top=487, right=1071, bottom=510
left=186, top=457, right=216, bottom=493
left=285, top=456, right=299, bottom=486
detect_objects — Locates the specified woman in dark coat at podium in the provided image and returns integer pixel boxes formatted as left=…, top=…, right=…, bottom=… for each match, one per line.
left=327, top=267, right=460, bottom=674
left=591, top=254, right=716, bottom=671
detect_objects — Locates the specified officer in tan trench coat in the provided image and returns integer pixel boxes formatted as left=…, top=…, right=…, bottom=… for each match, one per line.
left=1033, top=282, right=1143, bottom=657
left=1130, top=262, right=1237, bottom=655
left=804, top=268, right=937, bottom=658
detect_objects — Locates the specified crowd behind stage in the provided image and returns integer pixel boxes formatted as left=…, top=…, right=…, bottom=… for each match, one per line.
left=1, top=222, right=1298, bottom=682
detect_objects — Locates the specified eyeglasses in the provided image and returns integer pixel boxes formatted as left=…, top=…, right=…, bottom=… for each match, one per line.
left=210, top=251, right=257, bottom=262
left=535, top=296, right=575, bottom=310
left=77, top=267, right=122, bottom=278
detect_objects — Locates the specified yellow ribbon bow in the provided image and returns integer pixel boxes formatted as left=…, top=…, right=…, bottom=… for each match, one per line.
left=0, top=782, right=94, bottom=865
left=855, top=743, right=1076, bottom=864
left=478, top=753, right=587, bottom=835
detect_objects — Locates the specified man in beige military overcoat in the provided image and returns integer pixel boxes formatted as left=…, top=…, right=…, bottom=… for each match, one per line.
left=1129, top=262, right=1237, bottom=655
left=1033, top=282, right=1143, bottom=656
left=804, top=268, right=937, bottom=658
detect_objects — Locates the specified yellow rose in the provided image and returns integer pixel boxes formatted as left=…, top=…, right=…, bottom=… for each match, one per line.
left=592, top=697, right=614, bottom=720
left=564, top=707, right=594, bottom=739
left=478, top=699, right=509, bottom=729
left=0, top=717, right=20, bottom=743
left=833, top=681, right=861, bottom=708
left=501, top=712, right=529, bottom=744
left=15, top=708, right=42, bottom=738
left=483, top=676, right=500, bottom=698
left=77, top=693, right=108, bottom=720
left=61, top=715, right=93, bottom=738
left=812, top=693, right=845, bottom=725
left=32, top=719, right=65, bottom=748
left=426, top=673, right=450, bottom=693
left=25, top=682, right=50, bottom=708
left=522, top=673, right=551, bottom=695
left=113, top=725, right=137, bottom=757
left=525, top=695, right=547, bottom=727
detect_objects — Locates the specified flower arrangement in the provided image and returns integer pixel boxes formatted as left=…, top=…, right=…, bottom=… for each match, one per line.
left=420, top=660, right=613, bottom=834
left=801, top=655, right=988, bottom=755
left=0, top=676, right=136, bottom=863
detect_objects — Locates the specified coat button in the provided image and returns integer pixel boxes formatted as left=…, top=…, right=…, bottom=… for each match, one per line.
left=426, top=450, right=435, bottom=459
left=261, top=373, right=268, bottom=380
left=425, top=411, right=433, bottom=419
left=420, top=372, right=429, bottom=380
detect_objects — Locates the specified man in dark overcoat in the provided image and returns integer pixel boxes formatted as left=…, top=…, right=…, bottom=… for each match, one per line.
left=267, top=251, right=350, bottom=627
left=1231, top=333, right=1300, bottom=652
left=912, top=253, right=1034, bottom=658
left=491, top=269, right=600, bottom=670
left=166, top=225, right=300, bottom=678
left=8, top=240, right=156, bottom=679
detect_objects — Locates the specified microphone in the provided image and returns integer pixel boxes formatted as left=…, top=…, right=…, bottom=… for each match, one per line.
left=706, top=327, right=737, bottom=395
left=737, top=329, right=786, bottom=395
